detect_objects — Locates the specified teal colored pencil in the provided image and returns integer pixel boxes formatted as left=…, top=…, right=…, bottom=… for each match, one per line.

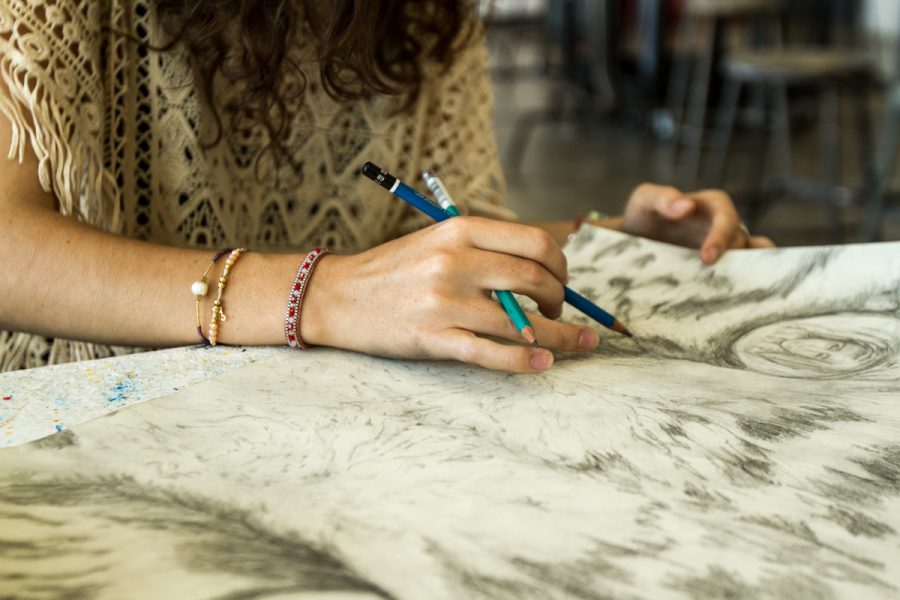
left=422, top=171, right=538, bottom=347
left=364, top=163, right=632, bottom=339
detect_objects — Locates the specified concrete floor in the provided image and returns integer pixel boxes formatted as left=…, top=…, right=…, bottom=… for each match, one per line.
left=491, top=67, right=900, bottom=247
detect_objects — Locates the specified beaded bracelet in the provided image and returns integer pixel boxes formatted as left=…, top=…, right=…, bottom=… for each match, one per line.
left=284, top=247, right=329, bottom=349
left=192, top=248, right=233, bottom=344
left=208, top=247, right=248, bottom=346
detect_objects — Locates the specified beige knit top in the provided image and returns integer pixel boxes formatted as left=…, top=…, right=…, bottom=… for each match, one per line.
left=0, top=1, right=510, bottom=371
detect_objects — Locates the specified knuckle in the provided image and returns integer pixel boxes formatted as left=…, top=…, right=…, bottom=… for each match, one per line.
left=457, top=339, right=478, bottom=364
left=560, top=325, right=582, bottom=350
left=532, top=228, right=556, bottom=255
left=422, top=251, right=456, bottom=279
left=514, top=347, right=537, bottom=372
left=540, top=284, right=565, bottom=317
left=659, top=185, right=681, bottom=198
left=544, top=305, right=563, bottom=320
left=521, top=262, right=545, bottom=286
left=636, top=182, right=662, bottom=196
left=419, top=289, right=446, bottom=314
left=437, top=216, right=469, bottom=241
left=410, top=326, right=431, bottom=352
left=551, top=282, right=565, bottom=306
left=707, top=189, right=737, bottom=210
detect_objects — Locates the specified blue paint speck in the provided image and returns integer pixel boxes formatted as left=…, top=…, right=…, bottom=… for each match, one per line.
left=106, top=375, right=137, bottom=403
left=55, top=424, right=63, bottom=432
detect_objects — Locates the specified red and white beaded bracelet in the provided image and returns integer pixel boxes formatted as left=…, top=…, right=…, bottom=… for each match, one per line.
left=284, top=247, right=329, bottom=349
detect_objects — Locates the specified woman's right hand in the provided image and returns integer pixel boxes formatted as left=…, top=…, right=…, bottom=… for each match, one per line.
left=301, top=217, right=600, bottom=372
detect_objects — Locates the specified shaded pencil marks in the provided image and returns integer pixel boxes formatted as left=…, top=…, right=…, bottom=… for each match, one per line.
left=1, top=226, right=899, bottom=599
left=0, top=473, right=390, bottom=599
left=669, top=565, right=839, bottom=600
left=736, top=405, right=871, bottom=442
left=824, top=506, right=896, bottom=539
left=658, top=250, right=839, bottom=320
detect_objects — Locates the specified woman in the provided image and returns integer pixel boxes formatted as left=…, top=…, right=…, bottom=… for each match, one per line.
left=0, top=0, right=771, bottom=373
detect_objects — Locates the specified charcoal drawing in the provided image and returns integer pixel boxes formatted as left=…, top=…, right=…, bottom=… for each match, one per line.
left=563, top=227, right=900, bottom=382
left=1, top=226, right=898, bottom=599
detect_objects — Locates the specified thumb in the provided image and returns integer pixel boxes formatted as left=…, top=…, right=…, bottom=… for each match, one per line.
left=656, top=196, right=696, bottom=220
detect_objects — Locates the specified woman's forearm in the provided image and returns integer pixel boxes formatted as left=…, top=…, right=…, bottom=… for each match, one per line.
left=2, top=202, right=300, bottom=347
left=0, top=104, right=304, bottom=349
left=1, top=207, right=626, bottom=349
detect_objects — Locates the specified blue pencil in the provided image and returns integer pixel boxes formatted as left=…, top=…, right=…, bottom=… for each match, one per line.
left=361, top=162, right=632, bottom=339
left=362, top=162, right=538, bottom=346
left=563, top=287, right=631, bottom=336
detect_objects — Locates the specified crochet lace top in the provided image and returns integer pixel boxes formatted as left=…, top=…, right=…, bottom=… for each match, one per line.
left=0, top=0, right=509, bottom=371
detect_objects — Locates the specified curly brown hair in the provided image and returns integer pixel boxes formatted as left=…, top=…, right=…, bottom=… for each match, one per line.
left=153, top=0, right=476, bottom=164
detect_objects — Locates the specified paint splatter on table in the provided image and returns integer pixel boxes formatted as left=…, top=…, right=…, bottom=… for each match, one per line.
left=0, top=346, right=285, bottom=447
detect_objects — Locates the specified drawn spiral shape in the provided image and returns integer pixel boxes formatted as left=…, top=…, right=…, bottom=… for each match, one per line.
left=732, top=313, right=899, bottom=379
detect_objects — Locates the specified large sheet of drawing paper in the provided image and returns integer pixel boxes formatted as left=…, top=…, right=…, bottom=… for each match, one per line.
left=2, top=226, right=899, bottom=599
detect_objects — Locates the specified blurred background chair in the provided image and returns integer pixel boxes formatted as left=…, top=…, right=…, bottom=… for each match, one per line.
left=862, top=6, right=900, bottom=242
left=481, top=0, right=550, bottom=81
left=483, top=0, right=900, bottom=244
left=497, top=0, right=618, bottom=174
left=708, top=0, right=879, bottom=241
left=657, top=0, right=784, bottom=188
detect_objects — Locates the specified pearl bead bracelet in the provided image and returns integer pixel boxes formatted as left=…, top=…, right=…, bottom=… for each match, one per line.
left=193, top=248, right=233, bottom=345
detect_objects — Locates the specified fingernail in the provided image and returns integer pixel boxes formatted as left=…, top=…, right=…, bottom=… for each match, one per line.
left=578, top=329, right=599, bottom=350
left=671, top=199, right=693, bottom=215
left=530, top=350, right=554, bottom=371
left=704, top=245, right=720, bottom=263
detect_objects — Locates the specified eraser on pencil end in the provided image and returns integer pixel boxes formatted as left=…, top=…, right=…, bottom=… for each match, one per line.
left=361, top=162, right=380, bottom=178
left=361, top=162, right=396, bottom=190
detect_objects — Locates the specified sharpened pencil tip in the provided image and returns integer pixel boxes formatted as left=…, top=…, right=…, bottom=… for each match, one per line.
left=613, top=321, right=634, bottom=338
left=521, top=326, right=538, bottom=347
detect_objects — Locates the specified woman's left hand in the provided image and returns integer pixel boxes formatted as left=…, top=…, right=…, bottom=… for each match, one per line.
left=619, top=183, right=775, bottom=264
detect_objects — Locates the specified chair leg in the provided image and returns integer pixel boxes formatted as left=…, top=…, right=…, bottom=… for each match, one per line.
left=745, top=83, right=769, bottom=226
left=853, top=85, right=874, bottom=184
left=771, top=82, right=792, bottom=179
left=863, top=85, right=900, bottom=242
left=709, top=77, right=742, bottom=187
left=852, top=83, right=876, bottom=240
left=820, top=86, right=842, bottom=242
left=681, top=18, right=716, bottom=188
left=664, top=13, right=699, bottom=145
